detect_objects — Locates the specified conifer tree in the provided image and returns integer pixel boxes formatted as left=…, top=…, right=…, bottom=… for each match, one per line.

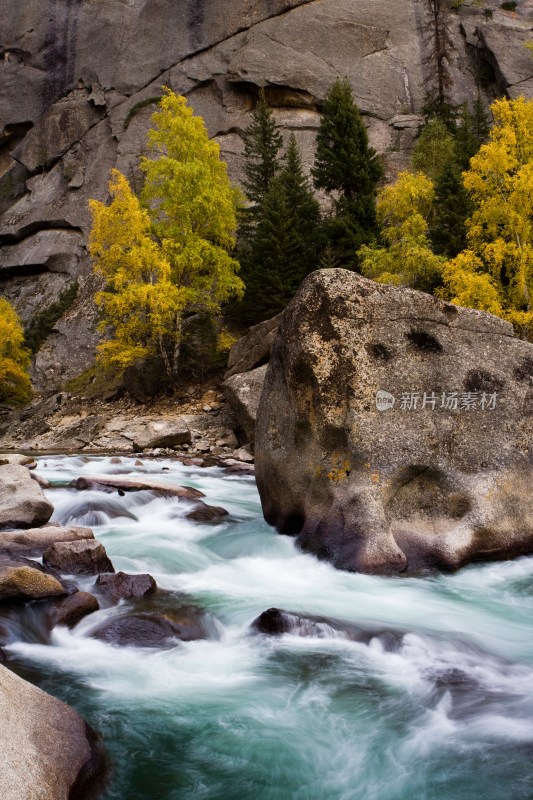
left=312, top=79, right=383, bottom=266
left=242, top=88, right=283, bottom=214
left=238, top=134, right=321, bottom=323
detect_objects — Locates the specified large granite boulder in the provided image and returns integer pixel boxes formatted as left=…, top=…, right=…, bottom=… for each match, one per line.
left=0, top=464, right=54, bottom=530
left=0, top=665, right=104, bottom=800
left=225, top=313, right=281, bottom=379
left=0, top=525, right=94, bottom=557
left=255, top=269, right=533, bottom=575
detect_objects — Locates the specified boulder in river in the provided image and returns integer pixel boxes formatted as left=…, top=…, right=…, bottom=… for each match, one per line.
left=92, top=608, right=210, bottom=647
left=95, top=571, right=157, bottom=601
left=71, top=475, right=205, bottom=499
left=0, top=556, right=67, bottom=601
left=0, top=525, right=94, bottom=557
left=0, top=664, right=105, bottom=800
left=0, top=464, right=54, bottom=530
left=51, top=591, right=100, bottom=628
left=185, top=502, right=229, bottom=523
left=256, top=269, right=533, bottom=575
left=223, top=365, right=267, bottom=444
left=43, top=540, right=115, bottom=576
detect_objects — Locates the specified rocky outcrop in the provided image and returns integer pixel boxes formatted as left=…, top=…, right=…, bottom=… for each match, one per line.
left=0, top=665, right=104, bottom=800
left=0, top=464, right=53, bottom=529
left=1, top=0, right=530, bottom=389
left=255, top=269, right=533, bottom=575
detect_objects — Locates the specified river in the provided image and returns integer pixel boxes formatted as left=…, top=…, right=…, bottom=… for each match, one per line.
left=3, top=455, right=533, bottom=799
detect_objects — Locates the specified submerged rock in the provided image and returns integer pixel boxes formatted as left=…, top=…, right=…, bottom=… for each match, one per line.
left=0, top=664, right=105, bottom=800
left=95, top=571, right=157, bottom=601
left=256, top=269, right=533, bottom=575
left=92, top=606, right=211, bottom=647
left=43, top=540, right=115, bottom=576
left=51, top=591, right=100, bottom=628
left=185, top=502, right=229, bottom=523
left=0, top=464, right=54, bottom=530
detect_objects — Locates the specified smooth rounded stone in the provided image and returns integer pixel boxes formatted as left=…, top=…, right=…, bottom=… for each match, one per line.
left=185, top=502, right=229, bottom=523
left=256, top=269, right=533, bottom=575
left=0, top=664, right=105, bottom=800
left=129, top=418, right=192, bottom=450
left=92, top=604, right=215, bottom=647
left=51, top=592, right=100, bottom=628
left=95, top=571, right=157, bottom=601
left=43, top=540, right=115, bottom=576
left=0, top=464, right=54, bottom=530
left=0, top=525, right=94, bottom=557
left=0, top=562, right=66, bottom=601
left=70, top=475, right=205, bottom=499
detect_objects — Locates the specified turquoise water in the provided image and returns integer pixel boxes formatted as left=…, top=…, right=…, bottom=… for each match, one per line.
left=5, top=456, right=533, bottom=799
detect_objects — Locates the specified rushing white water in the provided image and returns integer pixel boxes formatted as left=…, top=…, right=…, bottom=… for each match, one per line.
left=4, top=455, right=533, bottom=799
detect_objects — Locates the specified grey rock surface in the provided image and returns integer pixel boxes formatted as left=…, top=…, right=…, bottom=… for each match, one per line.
left=0, top=464, right=54, bottom=529
left=50, top=591, right=100, bottom=628
left=1, top=0, right=530, bottom=390
left=255, top=269, right=533, bottom=575
left=223, top=364, right=268, bottom=443
left=225, top=313, right=281, bottom=379
left=0, top=664, right=104, bottom=800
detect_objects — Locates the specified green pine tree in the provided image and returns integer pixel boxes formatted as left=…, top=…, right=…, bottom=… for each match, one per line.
left=238, top=134, right=321, bottom=323
left=312, top=79, right=383, bottom=266
left=430, top=163, right=472, bottom=257
left=242, top=88, right=283, bottom=212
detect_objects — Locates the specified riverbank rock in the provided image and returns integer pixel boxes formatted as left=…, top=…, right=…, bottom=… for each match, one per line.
left=95, top=571, right=157, bottom=601
left=51, top=592, right=100, bottom=628
left=0, top=664, right=104, bottom=800
left=185, top=502, right=229, bottom=523
left=0, top=464, right=54, bottom=530
left=0, top=525, right=94, bottom=556
left=255, top=269, right=533, bottom=575
left=43, top=540, right=115, bottom=576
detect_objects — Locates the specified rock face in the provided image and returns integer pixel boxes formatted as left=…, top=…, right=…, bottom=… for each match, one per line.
left=255, top=269, right=533, bottom=575
left=1, top=0, right=530, bottom=390
left=0, top=464, right=54, bottom=529
left=0, top=664, right=104, bottom=800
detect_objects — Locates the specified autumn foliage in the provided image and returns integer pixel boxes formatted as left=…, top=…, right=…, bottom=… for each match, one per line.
left=0, top=298, right=32, bottom=406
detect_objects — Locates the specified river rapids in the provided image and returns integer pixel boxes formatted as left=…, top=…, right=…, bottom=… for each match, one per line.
left=2, top=455, right=533, bottom=799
